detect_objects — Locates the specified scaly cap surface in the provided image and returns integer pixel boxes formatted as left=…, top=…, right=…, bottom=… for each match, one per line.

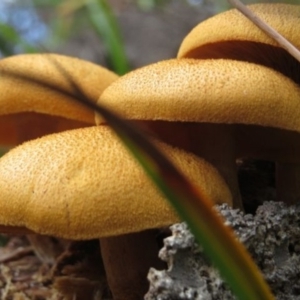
left=0, top=53, right=118, bottom=145
left=0, top=126, right=232, bottom=239
left=178, top=4, right=300, bottom=58
left=97, top=59, right=300, bottom=132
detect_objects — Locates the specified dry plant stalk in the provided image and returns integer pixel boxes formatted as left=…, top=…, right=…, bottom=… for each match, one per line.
left=228, top=0, right=300, bottom=63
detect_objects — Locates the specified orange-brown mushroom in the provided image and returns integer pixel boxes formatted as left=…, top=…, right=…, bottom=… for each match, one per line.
left=0, top=53, right=118, bottom=146
left=97, top=58, right=300, bottom=208
left=177, top=3, right=300, bottom=205
left=0, top=126, right=232, bottom=299
left=0, top=53, right=119, bottom=264
left=178, top=3, right=300, bottom=85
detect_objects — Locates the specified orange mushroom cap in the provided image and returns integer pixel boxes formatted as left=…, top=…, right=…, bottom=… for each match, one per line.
left=178, top=4, right=300, bottom=58
left=177, top=4, right=300, bottom=85
left=97, top=58, right=300, bottom=132
left=0, top=53, right=118, bottom=146
left=0, top=126, right=232, bottom=239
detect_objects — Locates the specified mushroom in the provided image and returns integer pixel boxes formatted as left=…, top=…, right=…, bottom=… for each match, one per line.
left=0, top=53, right=118, bottom=264
left=96, top=58, right=300, bottom=208
left=177, top=3, right=300, bottom=205
left=178, top=3, right=300, bottom=85
left=0, top=126, right=232, bottom=299
left=0, top=53, right=118, bottom=146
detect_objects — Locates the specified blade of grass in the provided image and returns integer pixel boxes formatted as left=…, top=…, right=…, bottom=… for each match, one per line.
left=57, top=0, right=130, bottom=74
left=1, top=63, right=274, bottom=299
left=84, top=0, right=130, bottom=75
left=0, top=22, right=37, bottom=55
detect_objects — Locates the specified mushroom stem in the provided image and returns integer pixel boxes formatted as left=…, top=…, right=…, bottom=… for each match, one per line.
left=146, top=122, right=242, bottom=210
left=192, top=124, right=242, bottom=209
left=276, top=162, right=300, bottom=205
left=100, top=229, right=165, bottom=300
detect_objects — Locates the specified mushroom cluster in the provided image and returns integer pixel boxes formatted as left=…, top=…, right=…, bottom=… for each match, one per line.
left=0, top=53, right=231, bottom=299
left=0, top=3, right=299, bottom=300
left=0, top=54, right=118, bottom=146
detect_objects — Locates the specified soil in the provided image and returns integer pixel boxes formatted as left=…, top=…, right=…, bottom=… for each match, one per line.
left=0, top=238, right=110, bottom=300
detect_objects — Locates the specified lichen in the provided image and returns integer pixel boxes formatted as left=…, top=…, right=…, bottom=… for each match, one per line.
left=145, top=202, right=300, bottom=300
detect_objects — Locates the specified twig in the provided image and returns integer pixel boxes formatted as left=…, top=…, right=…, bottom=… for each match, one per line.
left=227, top=0, right=300, bottom=63
left=0, top=246, right=33, bottom=263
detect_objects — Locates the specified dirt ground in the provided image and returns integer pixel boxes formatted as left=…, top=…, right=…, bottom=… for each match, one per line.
left=0, top=237, right=111, bottom=300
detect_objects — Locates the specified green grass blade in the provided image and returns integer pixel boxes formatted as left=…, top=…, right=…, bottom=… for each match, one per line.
left=2, top=66, right=274, bottom=300
left=84, top=0, right=130, bottom=75
left=0, top=22, right=37, bottom=55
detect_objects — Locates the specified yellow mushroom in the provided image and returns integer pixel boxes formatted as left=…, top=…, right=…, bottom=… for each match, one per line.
left=0, top=126, right=231, bottom=299
left=0, top=53, right=119, bottom=264
left=97, top=58, right=300, bottom=208
left=177, top=3, right=300, bottom=205
left=0, top=53, right=118, bottom=146
left=178, top=3, right=300, bottom=85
